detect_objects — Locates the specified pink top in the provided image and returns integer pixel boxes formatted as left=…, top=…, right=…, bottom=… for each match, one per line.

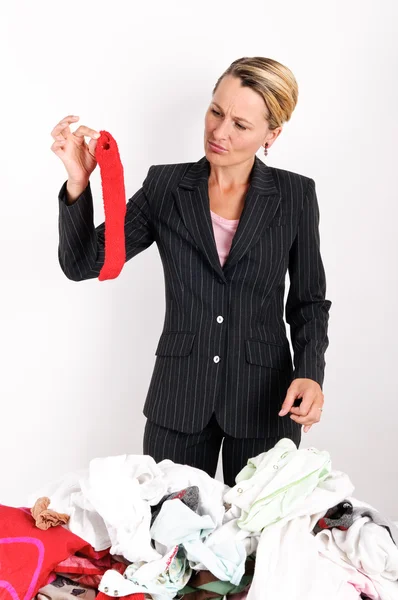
left=210, top=210, right=240, bottom=267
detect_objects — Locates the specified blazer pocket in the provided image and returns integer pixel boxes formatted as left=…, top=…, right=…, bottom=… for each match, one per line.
left=245, top=338, right=290, bottom=370
left=155, top=331, right=196, bottom=357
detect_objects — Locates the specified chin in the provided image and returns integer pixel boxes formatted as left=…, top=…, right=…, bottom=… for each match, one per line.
left=205, top=151, right=227, bottom=165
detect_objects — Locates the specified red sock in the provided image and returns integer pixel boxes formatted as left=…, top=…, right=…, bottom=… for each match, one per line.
left=95, top=130, right=126, bottom=281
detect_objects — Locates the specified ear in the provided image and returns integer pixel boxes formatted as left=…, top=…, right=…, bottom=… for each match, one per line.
left=264, top=126, right=283, bottom=147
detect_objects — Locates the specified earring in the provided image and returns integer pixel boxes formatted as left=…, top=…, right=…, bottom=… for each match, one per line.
left=264, top=142, right=269, bottom=156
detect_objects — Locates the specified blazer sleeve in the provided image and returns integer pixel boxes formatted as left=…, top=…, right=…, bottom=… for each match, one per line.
left=285, top=177, right=332, bottom=389
left=58, top=167, right=156, bottom=281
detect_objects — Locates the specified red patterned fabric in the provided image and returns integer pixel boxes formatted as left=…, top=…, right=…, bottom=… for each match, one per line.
left=55, top=550, right=126, bottom=588
left=0, top=505, right=90, bottom=600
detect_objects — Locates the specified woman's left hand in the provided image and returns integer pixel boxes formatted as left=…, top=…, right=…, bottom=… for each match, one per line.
left=278, top=378, right=324, bottom=433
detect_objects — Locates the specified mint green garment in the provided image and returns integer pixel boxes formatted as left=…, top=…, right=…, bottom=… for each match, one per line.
left=224, top=438, right=332, bottom=533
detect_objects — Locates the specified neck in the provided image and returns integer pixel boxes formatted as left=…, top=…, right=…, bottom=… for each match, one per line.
left=208, top=155, right=255, bottom=191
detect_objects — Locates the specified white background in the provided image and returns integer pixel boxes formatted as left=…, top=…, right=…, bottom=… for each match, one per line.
left=1, top=0, right=397, bottom=518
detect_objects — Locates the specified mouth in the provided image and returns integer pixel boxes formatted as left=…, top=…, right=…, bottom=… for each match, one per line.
left=208, top=141, right=227, bottom=152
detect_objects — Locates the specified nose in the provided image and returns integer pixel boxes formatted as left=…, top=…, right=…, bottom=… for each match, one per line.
left=213, top=120, right=231, bottom=141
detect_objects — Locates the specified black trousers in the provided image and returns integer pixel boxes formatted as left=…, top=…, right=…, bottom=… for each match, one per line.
left=143, top=413, right=301, bottom=487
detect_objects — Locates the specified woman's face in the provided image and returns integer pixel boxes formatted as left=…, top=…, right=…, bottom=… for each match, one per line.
left=204, top=74, right=281, bottom=166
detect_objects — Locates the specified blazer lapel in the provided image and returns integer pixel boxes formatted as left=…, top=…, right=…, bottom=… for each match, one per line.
left=173, top=155, right=281, bottom=279
left=173, top=156, right=226, bottom=282
left=223, top=157, right=281, bottom=272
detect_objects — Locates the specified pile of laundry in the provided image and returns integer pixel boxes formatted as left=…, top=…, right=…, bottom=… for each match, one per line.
left=1, top=439, right=397, bottom=600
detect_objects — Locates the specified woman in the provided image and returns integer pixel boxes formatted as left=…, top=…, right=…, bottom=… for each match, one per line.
left=51, top=56, right=331, bottom=486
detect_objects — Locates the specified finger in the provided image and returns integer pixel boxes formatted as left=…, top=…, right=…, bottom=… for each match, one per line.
left=296, top=389, right=317, bottom=417
left=303, top=425, right=312, bottom=433
left=308, top=404, right=324, bottom=422
left=51, top=139, right=66, bottom=155
left=289, top=406, right=303, bottom=415
left=290, top=405, right=323, bottom=425
left=51, top=115, right=80, bottom=140
left=71, top=125, right=101, bottom=141
left=279, top=388, right=300, bottom=416
left=298, top=388, right=324, bottom=417
left=87, top=137, right=100, bottom=159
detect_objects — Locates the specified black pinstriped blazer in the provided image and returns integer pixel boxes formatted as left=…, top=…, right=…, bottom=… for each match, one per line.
left=58, top=154, right=331, bottom=438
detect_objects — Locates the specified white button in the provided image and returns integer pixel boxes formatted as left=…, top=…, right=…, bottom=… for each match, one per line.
left=216, top=316, right=224, bottom=323
left=213, top=355, right=220, bottom=363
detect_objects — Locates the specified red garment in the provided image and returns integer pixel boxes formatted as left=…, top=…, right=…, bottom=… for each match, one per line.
left=0, top=505, right=90, bottom=600
left=95, top=130, right=127, bottom=281
left=55, top=550, right=126, bottom=588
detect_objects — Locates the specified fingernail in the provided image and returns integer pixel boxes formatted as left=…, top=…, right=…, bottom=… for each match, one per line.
left=94, top=133, right=100, bottom=138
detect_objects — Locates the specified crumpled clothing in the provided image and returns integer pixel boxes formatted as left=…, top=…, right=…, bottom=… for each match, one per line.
left=26, top=442, right=398, bottom=600
left=31, top=496, right=70, bottom=530
left=351, top=506, right=398, bottom=547
left=27, top=468, right=111, bottom=552
left=55, top=550, right=127, bottom=589
left=244, top=469, right=355, bottom=600
left=315, top=516, right=398, bottom=582
left=99, top=546, right=190, bottom=600
left=315, top=523, right=398, bottom=599
left=28, top=455, right=167, bottom=562
left=313, top=500, right=354, bottom=534
left=224, top=438, right=331, bottom=533
left=316, top=549, right=381, bottom=600
left=156, top=460, right=228, bottom=530
left=151, top=486, right=200, bottom=526
left=314, top=498, right=398, bottom=550
left=178, top=560, right=254, bottom=599
left=184, top=538, right=247, bottom=587
left=248, top=516, right=363, bottom=600
left=151, top=499, right=216, bottom=546
left=35, top=575, right=96, bottom=600
left=124, top=546, right=191, bottom=597
left=150, top=498, right=246, bottom=586
left=79, top=455, right=165, bottom=562
left=225, top=588, right=251, bottom=600
left=192, top=512, right=259, bottom=573
left=28, top=455, right=227, bottom=564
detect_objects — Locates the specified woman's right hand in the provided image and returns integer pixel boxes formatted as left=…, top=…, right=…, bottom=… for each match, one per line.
left=50, top=115, right=101, bottom=184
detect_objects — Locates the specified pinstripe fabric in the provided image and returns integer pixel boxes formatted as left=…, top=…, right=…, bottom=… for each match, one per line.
left=58, top=154, right=332, bottom=438
left=143, top=413, right=301, bottom=486
left=143, top=414, right=223, bottom=480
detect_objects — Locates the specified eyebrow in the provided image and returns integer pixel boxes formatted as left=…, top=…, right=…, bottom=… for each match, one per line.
left=211, top=102, right=253, bottom=126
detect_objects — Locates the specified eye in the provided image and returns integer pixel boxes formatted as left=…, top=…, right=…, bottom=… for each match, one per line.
left=210, top=108, right=246, bottom=130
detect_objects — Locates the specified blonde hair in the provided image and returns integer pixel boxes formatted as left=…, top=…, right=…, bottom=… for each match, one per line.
left=212, top=57, right=299, bottom=131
